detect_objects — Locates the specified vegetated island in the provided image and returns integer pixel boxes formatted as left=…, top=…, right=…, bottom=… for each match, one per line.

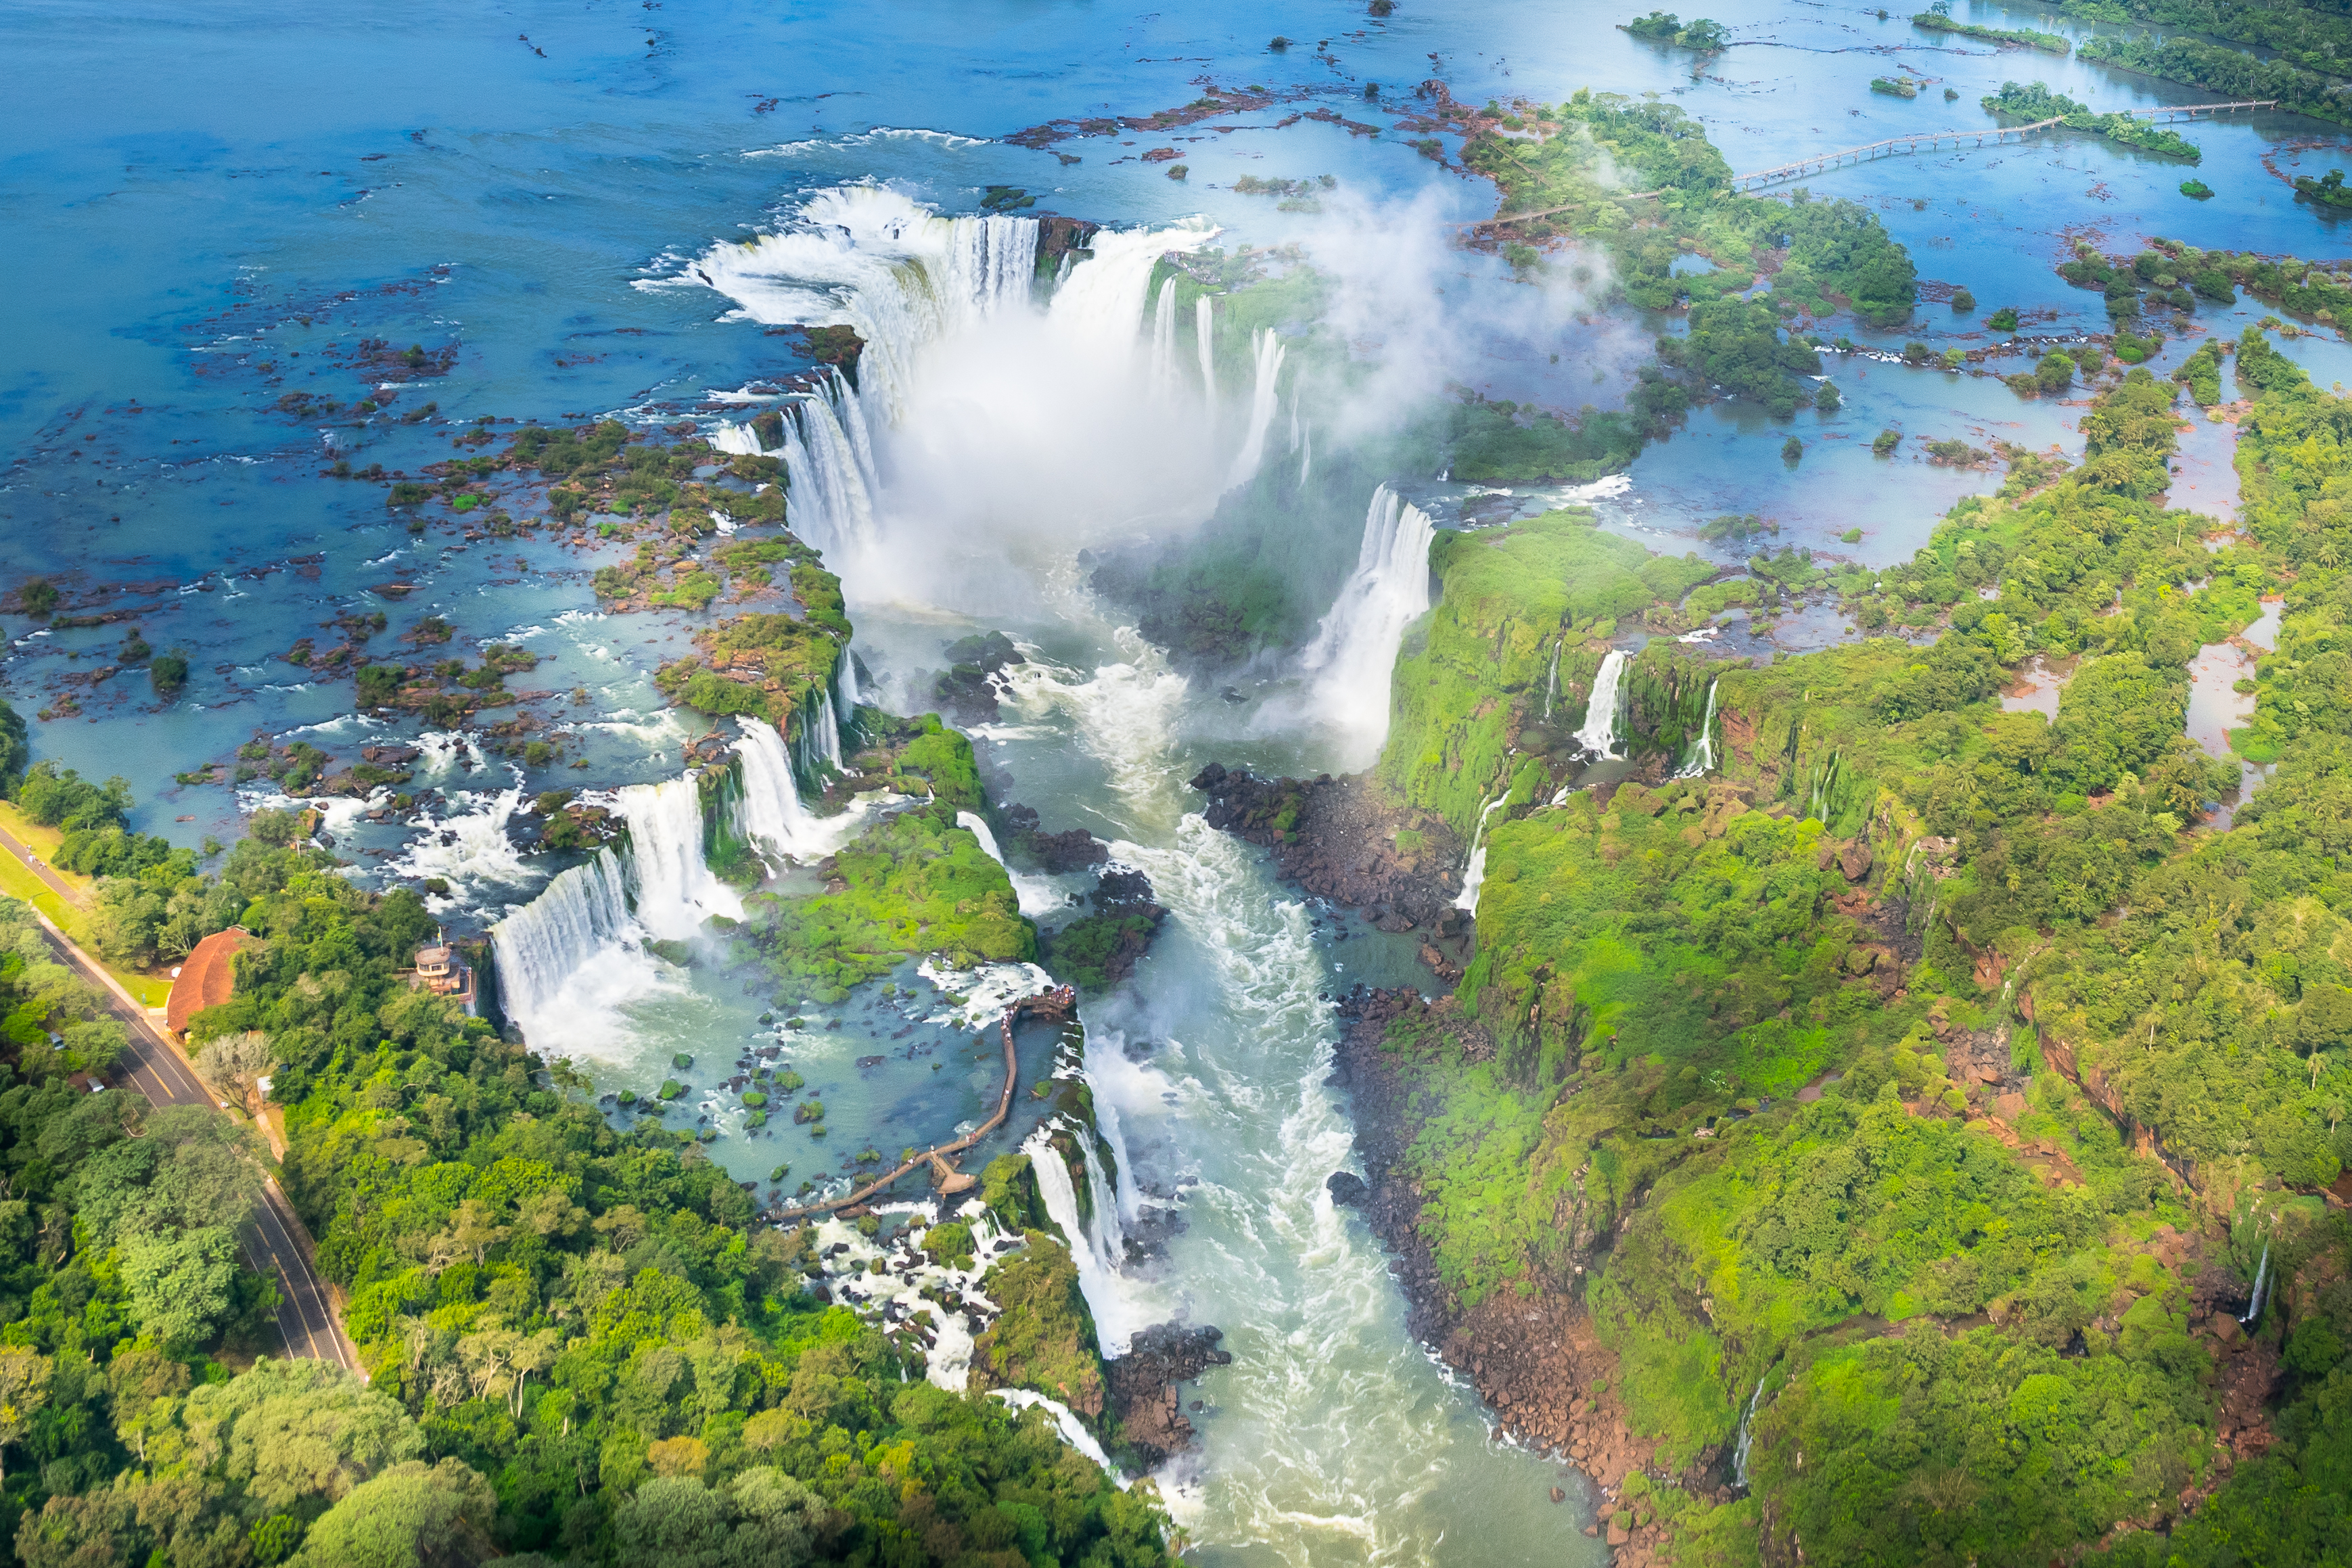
left=1911, top=10, right=2071, bottom=52
left=1983, top=80, right=2203, bottom=160
left=1621, top=10, right=1732, bottom=49
left=2293, top=167, right=2352, bottom=209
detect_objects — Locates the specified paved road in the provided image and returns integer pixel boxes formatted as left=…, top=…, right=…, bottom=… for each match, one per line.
left=2, top=827, right=362, bottom=1375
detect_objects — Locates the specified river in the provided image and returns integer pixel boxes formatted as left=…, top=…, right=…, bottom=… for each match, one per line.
left=7, top=0, right=2352, bottom=1560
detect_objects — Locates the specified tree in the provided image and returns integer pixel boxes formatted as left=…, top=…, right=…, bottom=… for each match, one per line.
left=290, top=1458, right=496, bottom=1568
left=150, top=650, right=189, bottom=697
left=0, top=1347, right=52, bottom=1482
left=613, top=1476, right=733, bottom=1568
left=177, top=1357, right=424, bottom=1511
left=118, top=1226, right=241, bottom=1349
left=195, top=1030, right=276, bottom=1114
left=76, top=1104, right=264, bottom=1244
left=0, top=696, right=26, bottom=795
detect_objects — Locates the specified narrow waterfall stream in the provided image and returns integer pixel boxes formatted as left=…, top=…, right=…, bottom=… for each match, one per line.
left=1297, top=484, right=1438, bottom=768
left=1573, top=649, right=1630, bottom=760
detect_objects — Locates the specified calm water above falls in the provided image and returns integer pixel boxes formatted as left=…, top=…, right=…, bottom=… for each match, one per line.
left=7, top=0, right=2351, bottom=1559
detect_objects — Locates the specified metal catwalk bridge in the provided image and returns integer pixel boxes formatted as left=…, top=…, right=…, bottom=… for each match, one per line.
left=1465, top=99, right=2276, bottom=232
left=1724, top=99, right=2276, bottom=192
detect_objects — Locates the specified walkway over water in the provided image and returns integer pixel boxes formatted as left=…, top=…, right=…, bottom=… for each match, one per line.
left=1465, top=99, right=2278, bottom=233
left=769, top=984, right=1080, bottom=1222
left=1726, top=99, right=2277, bottom=191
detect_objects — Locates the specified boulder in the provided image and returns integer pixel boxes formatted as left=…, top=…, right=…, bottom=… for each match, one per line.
left=1326, top=1171, right=1368, bottom=1207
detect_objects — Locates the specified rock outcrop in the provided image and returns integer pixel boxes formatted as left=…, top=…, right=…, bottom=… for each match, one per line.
left=1106, top=1322, right=1233, bottom=1466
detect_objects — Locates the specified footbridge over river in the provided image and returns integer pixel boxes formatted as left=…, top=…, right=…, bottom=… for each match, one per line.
left=1464, top=98, right=2276, bottom=235
left=1724, top=99, right=2276, bottom=192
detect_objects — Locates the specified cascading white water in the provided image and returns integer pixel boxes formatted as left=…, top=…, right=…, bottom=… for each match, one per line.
left=1022, top=1124, right=1147, bottom=1354
left=683, top=186, right=1218, bottom=606
left=954, top=810, right=1062, bottom=918
left=1574, top=649, right=1631, bottom=760
left=617, top=775, right=741, bottom=939
left=2242, top=1239, right=2272, bottom=1324
left=491, top=848, right=633, bottom=1030
left=1733, top=1379, right=1765, bottom=1490
left=1224, top=328, right=1288, bottom=490
left=991, top=1391, right=1126, bottom=1483
left=1542, top=640, right=1563, bottom=721
left=1151, top=277, right=1179, bottom=396
left=791, top=693, right=845, bottom=783
left=1082, top=1028, right=1151, bottom=1229
left=709, top=421, right=766, bottom=457
left=734, top=717, right=821, bottom=865
left=945, top=214, right=1040, bottom=320
left=1674, top=678, right=1721, bottom=779
left=833, top=646, right=862, bottom=718
left=775, top=372, right=881, bottom=563
left=388, top=785, right=533, bottom=908
left=1454, top=793, right=1508, bottom=914
left=679, top=186, right=1012, bottom=421
left=1297, top=484, right=1437, bottom=767
left=1195, top=295, right=1217, bottom=417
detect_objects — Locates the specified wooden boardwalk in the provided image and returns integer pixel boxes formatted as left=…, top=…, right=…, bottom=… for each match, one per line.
left=768, top=984, right=1078, bottom=1222
left=1726, top=99, right=2276, bottom=191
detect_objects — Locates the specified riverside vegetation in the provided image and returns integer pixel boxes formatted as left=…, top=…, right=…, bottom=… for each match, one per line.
left=1311, top=340, right=2352, bottom=1565
left=0, top=549, right=1176, bottom=1566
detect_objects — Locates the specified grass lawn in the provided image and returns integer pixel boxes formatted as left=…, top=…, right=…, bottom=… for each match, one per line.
left=0, top=806, right=175, bottom=1007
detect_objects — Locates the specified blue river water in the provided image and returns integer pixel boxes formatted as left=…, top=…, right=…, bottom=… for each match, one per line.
left=5, top=0, right=2350, bottom=1559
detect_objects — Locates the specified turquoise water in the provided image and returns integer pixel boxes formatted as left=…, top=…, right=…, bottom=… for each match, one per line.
left=6, top=0, right=2348, bottom=1557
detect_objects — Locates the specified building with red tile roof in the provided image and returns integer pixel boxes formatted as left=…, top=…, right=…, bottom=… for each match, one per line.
left=166, top=926, right=254, bottom=1040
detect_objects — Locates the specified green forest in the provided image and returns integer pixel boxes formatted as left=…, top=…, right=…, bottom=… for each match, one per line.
left=0, top=574, right=1174, bottom=1566
left=1358, top=342, right=2352, bottom=1564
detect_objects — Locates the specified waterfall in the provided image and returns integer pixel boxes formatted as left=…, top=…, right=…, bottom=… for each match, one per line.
left=831, top=646, right=861, bottom=731
left=1298, top=484, right=1437, bottom=764
left=1454, top=794, right=1508, bottom=914
left=791, top=689, right=845, bottom=785
left=1574, top=649, right=1630, bottom=760
left=775, top=371, right=880, bottom=563
left=990, top=1390, right=1128, bottom=1483
left=734, top=718, right=820, bottom=865
left=954, top=810, right=1061, bottom=917
left=1195, top=295, right=1217, bottom=417
left=1083, top=1032, right=1149, bottom=1228
left=1023, top=1125, right=1145, bottom=1354
left=1674, top=678, right=1720, bottom=779
left=1150, top=277, right=1179, bottom=395
left=2242, top=1239, right=2272, bottom=1324
left=1542, top=641, right=1563, bottom=722
left=709, top=421, right=766, bottom=457
left=618, top=775, right=741, bottom=940
left=944, top=214, right=1040, bottom=321
left=1733, top=1379, right=1765, bottom=1490
left=1299, top=420, right=1312, bottom=486
left=490, top=848, right=632, bottom=1033
left=1226, top=328, right=1288, bottom=490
